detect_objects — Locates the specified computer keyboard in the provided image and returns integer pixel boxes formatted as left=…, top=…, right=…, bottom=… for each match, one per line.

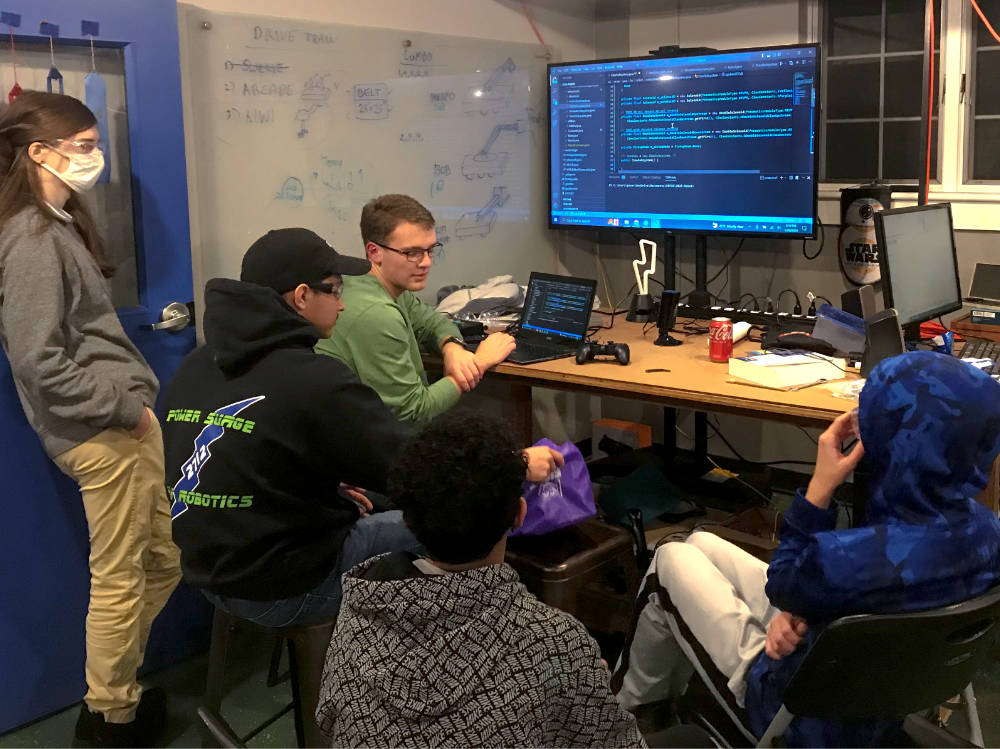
left=959, top=337, right=1000, bottom=375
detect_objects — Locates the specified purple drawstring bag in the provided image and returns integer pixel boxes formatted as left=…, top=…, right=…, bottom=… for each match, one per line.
left=510, top=439, right=596, bottom=536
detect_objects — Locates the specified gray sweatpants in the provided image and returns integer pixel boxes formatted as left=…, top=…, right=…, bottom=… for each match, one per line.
left=617, top=531, right=780, bottom=711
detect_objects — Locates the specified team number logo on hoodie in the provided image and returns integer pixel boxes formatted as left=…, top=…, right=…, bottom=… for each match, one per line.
left=170, top=396, right=265, bottom=520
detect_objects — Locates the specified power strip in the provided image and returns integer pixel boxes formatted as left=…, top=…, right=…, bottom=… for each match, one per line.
left=676, top=303, right=818, bottom=330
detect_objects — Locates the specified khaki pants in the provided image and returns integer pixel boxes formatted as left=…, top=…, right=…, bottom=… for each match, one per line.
left=618, top=531, right=779, bottom=712
left=54, top=413, right=181, bottom=723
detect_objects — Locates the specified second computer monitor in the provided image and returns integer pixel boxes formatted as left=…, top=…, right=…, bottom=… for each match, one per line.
left=873, top=202, right=963, bottom=330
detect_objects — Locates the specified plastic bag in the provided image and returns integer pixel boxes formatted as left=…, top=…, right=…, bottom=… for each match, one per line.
left=511, top=439, right=596, bottom=536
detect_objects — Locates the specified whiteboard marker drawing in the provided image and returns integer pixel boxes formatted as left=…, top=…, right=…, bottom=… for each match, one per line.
left=464, top=57, right=516, bottom=115
left=461, top=121, right=524, bottom=179
left=456, top=186, right=509, bottom=238
left=353, top=82, right=389, bottom=121
left=276, top=177, right=304, bottom=201
left=296, top=74, right=331, bottom=137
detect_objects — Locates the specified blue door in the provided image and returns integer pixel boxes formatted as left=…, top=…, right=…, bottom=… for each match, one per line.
left=0, top=0, right=207, bottom=732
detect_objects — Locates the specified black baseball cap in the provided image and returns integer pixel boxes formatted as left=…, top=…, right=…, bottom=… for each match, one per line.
left=241, top=228, right=370, bottom=294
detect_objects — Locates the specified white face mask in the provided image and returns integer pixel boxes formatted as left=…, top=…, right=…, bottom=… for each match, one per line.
left=40, top=147, right=105, bottom=193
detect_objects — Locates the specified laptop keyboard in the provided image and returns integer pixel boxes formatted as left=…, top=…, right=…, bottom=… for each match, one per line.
left=514, top=340, right=573, bottom=357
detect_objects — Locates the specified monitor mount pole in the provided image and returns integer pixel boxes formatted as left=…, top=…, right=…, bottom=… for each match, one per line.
left=688, top=234, right=711, bottom=466
left=648, top=46, right=717, bottom=470
left=662, top=233, right=677, bottom=458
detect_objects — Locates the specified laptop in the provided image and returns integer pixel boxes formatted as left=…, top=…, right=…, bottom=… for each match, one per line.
left=966, top=263, right=1000, bottom=306
left=506, top=272, right=597, bottom=365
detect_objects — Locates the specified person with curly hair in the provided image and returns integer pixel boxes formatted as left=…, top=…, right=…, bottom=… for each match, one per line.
left=316, top=413, right=645, bottom=748
left=0, top=91, right=179, bottom=747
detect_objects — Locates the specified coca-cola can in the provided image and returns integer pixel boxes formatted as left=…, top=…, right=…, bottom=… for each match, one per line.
left=709, top=317, right=734, bottom=362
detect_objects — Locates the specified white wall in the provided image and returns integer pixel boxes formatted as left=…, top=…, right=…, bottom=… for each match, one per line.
left=629, top=0, right=801, bottom=55
left=183, top=0, right=597, bottom=59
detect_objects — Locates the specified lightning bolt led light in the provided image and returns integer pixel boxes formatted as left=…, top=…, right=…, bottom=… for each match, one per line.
left=632, top=239, right=657, bottom=295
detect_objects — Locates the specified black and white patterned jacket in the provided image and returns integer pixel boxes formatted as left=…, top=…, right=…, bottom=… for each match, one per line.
left=316, top=552, right=646, bottom=748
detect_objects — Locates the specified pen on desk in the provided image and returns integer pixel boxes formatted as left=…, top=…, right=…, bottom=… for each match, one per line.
left=645, top=368, right=671, bottom=373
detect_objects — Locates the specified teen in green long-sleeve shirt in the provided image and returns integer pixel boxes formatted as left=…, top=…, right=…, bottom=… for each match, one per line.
left=316, top=194, right=515, bottom=424
left=317, top=273, right=464, bottom=423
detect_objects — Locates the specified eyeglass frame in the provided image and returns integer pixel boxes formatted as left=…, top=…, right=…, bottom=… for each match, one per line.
left=46, top=139, right=101, bottom=155
left=308, top=281, right=344, bottom=299
left=373, top=240, right=444, bottom=263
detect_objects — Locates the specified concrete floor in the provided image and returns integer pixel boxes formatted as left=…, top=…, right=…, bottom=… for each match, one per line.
left=1, top=616, right=998, bottom=748
left=0, top=627, right=300, bottom=748
left=2, top=483, right=999, bottom=748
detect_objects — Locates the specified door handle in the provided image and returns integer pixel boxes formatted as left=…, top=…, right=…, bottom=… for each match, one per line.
left=150, top=301, right=191, bottom=332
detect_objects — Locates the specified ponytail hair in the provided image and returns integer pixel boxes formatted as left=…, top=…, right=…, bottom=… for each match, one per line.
left=0, top=91, right=114, bottom=277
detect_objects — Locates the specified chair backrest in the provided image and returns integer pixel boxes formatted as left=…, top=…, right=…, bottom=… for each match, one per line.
left=783, top=585, right=1000, bottom=720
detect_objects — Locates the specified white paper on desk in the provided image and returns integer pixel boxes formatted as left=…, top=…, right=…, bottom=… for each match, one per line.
left=727, top=375, right=827, bottom=392
left=733, top=352, right=823, bottom=367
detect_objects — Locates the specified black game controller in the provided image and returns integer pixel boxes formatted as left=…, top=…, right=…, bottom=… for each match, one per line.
left=576, top=341, right=630, bottom=365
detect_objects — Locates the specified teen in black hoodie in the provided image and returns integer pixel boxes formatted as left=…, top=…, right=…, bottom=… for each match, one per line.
left=162, top=229, right=420, bottom=626
left=163, top=229, right=563, bottom=627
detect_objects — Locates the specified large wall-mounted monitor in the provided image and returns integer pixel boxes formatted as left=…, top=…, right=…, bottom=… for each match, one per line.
left=549, top=44, right=819, bottom=238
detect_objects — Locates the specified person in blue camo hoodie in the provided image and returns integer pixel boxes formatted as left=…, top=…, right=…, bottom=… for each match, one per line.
left=616, top=351, right=1000, bottom=746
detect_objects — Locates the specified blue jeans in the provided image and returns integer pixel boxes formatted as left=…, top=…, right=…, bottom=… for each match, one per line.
left=204, top=510, right=421, bottom=627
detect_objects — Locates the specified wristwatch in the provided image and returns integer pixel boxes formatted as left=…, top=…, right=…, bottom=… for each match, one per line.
left=441, top=335, right=465, bottom=351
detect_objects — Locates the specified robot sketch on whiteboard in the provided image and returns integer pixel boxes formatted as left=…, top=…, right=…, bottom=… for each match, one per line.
left=353, top=82, right=390, bottom=121
left=295, top=74, right=332, bottom=138
left=461, top=121, right=525, bottom=179
left=456, top=186, right=509, bottom=238
left=275, top=177, right=304, bottom=202
left=463, top=57, right=516, bottom=115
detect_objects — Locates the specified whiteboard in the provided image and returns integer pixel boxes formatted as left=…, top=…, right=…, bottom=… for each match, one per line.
left=179, top=6, right=555, bottom=302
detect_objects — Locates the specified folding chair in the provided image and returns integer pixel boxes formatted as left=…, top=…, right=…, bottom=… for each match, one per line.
left=757, top=585, right=1000, bottom=748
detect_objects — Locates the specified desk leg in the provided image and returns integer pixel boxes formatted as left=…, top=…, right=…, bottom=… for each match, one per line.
left=509, top=383, right=533, bottom=447
left=662, top=408, right=676, bottom=460
left=695, top=412, right=709, bottom=470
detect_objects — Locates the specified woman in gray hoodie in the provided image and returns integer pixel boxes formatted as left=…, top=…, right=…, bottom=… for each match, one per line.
left=0, top=91, right=179, bottom=747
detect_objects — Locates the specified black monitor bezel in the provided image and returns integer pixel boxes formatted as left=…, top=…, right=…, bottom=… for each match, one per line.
left=547, top=42, right=821, bottom=240
left=873, top=202, right=964, bottom=328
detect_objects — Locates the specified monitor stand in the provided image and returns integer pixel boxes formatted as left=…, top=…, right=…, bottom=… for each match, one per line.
left=663, top=234, right=728, bottom=488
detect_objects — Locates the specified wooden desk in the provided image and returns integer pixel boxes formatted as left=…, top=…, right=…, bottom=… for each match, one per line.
left=488, top=320, right=859, bottom=429
left=475, top=322, right=999, bottom=516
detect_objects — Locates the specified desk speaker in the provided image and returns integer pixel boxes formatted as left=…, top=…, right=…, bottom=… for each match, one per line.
left=655, top=290, right=681, bottom=347
left=862, top=308, right=904, bottom=377
left=841, top=284, right=877, bottom=320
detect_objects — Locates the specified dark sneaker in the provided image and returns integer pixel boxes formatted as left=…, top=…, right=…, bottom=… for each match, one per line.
left=74, top=703, right=99, bottom=743
left=73, top=688, right=167, bottom=748
left=135, top=686, right=167, bottom=741
left=73, top=705, right=139, bottom=748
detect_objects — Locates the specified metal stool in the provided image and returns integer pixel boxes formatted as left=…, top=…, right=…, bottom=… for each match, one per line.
left=199, top=606, right=335, bottom=748
left=505, top=517, right=640, bottom=635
